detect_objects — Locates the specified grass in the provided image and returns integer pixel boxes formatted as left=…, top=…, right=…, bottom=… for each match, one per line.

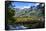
left=23, top=24, right=32, bottom=28
left=15, top=16, right=42, bottom=22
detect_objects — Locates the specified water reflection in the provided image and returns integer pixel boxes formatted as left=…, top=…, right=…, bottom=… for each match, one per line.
left=7, top=24, right=28, bottom=30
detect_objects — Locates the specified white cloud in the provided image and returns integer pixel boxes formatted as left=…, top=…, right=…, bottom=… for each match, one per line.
left=35, top=3, right=40, bottom=6
left=20, top=6, right=30, bottom=9
left=21, top=6, right=30, bottom=9
left=15, top=6, right=30, bottom=9
left=23, top=6, right=30, bottom=8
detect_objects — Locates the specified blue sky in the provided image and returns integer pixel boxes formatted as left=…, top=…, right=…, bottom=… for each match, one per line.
left=11, top=2, right=39, bottom=9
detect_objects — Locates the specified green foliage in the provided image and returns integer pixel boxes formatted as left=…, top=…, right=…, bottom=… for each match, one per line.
left=7, top=8, right=16, bottom=24
left=24, top=24, right=32, bottom=28
left=5, top=2, right=16, bottom=24
left=8, top=8, right=15, bottom=18
left=9, top=17, right=16, bottom=24
left=6, top=2, right=45, bottom=26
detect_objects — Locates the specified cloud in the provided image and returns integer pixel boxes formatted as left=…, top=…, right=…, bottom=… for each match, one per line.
left=35, top=3, right=40, bottom=6
left=14, top=6, right=30, bottom=9
left=23, top=6, right=30, bottom=8
left=20, top=6, right=30, bottom=9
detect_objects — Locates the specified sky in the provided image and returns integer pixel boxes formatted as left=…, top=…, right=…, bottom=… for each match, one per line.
left=11, top=2, right=40, bottom=9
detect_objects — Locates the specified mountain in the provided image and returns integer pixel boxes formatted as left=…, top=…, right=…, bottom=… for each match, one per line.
left=14, top=5, right=44, bottom=17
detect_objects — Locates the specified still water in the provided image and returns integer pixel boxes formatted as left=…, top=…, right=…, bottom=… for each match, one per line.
left=7, top=24, right=28, bottom=30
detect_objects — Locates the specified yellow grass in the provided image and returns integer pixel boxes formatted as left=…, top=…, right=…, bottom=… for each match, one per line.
left=15, top=16, right=41, bottom=22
